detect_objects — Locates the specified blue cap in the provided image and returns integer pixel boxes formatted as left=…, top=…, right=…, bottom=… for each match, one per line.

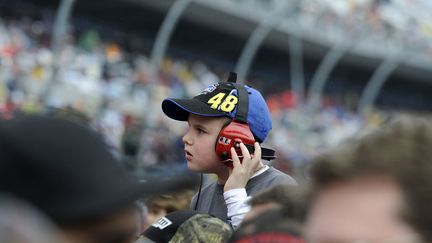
left=162, top=82, right=272, bottom=143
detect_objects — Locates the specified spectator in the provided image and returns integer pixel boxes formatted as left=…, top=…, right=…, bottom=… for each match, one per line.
left=144, top=190, right=196, bottom=228
left=0, top=114, right=191, bottom=243
left=304, top=115, right=431, bottom=243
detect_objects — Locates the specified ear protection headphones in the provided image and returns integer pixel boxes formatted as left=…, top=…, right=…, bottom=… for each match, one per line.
left=215, top=72, right=276, bottom=164
left=195, top=72, right=277, bottom=211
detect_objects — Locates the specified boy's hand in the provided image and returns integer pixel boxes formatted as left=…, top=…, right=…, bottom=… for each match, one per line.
left=224, top=142, right=262, bottom=192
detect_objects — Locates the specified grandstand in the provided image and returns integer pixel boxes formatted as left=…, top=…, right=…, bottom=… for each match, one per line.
left=1, top=0, right=431, bottom=177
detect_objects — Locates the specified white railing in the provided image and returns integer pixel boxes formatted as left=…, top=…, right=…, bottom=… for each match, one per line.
left=194, top=0, right=432, bottom=68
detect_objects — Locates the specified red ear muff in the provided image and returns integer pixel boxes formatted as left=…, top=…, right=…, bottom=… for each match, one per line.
left=216, top=120, right=255, bottom=163
left=214, top=72, right=276, bottom=166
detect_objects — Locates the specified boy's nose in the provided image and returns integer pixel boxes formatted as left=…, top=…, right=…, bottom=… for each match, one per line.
left=182, top=132, right=192, bottom=145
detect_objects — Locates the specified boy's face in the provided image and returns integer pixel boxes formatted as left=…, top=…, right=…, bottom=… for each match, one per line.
left=146, top=207, right=167, bottom=226
left=183, top=114, right=230, bottom=173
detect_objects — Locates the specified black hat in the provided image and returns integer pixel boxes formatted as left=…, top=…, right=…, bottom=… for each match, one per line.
left=0, top=115, right=196, bottom=224
left=162, top=82, right=272, bottom=143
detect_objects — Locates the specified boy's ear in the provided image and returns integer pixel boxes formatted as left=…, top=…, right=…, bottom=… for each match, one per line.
left=215, top=121, right=256, bottom=163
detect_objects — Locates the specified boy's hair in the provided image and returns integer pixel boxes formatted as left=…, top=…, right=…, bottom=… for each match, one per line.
left=162, top=81, right=272, bottom=143
left=229, top=209, right=305, bottom=243
left=308, top=115, right=432, bottom=242
left=250, top=184, right=299, bottom=206
left=145, top=190, right=195, bottom=213
left=249, top=184, right=306, bottom=221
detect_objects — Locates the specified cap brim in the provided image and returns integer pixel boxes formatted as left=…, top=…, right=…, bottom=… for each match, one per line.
left=57, top=172, right=200, bottom=224
left=162, top=98, right=227, bottom=121
left=0, top=115, right=200, bottom=225
left=137, top=172, right=200, bottom=195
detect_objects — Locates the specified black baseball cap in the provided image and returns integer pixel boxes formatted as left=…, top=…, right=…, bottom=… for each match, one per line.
left=162, top=82, right=272, bottom=143
left=0, top=115, right=197, bottom=224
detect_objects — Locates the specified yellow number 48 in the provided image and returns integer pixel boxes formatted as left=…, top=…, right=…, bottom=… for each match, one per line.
left=207, top=92, right=238, bottom=112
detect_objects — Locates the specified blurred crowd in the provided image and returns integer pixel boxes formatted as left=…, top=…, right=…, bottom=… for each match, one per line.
left=0, top=13, right=387, bottom=175
left=1, top=2, right=432, bottom=243
left=225, top=0, right=432, bottom=60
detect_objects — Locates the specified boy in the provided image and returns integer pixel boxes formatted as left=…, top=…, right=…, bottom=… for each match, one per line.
left=143, top=189, right=195, bottom=228
left=161, top=74, right=296, bottom=228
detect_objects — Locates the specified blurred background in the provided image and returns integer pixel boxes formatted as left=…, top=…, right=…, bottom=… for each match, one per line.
left=0, top=0, right=431, bottom=179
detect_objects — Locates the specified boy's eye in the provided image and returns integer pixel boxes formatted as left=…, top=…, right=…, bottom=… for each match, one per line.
left=197, top=128, right=205, bottom=134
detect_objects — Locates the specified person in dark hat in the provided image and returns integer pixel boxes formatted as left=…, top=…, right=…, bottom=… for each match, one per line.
left=0, top=114, right=195, bottom=243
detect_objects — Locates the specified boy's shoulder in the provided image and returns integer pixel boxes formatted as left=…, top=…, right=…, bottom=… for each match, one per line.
left=243, top=166, right=297, bottom=197
left=249, top=166, right=297, bottom=188
left=266, top=166, right=297, bottom=185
